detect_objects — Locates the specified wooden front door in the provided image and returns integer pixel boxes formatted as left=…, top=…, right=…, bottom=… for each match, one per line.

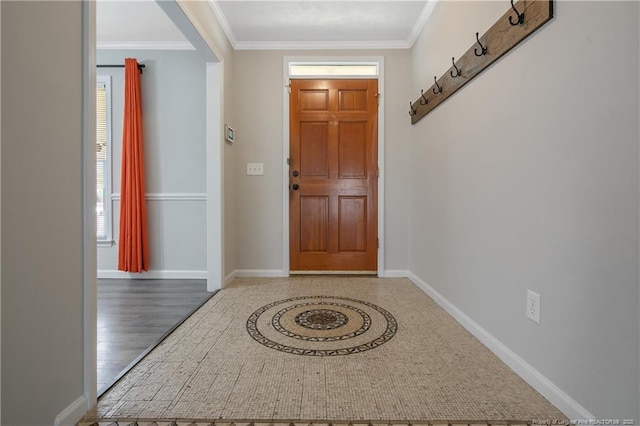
left=289, top=79, right=378, bottom=272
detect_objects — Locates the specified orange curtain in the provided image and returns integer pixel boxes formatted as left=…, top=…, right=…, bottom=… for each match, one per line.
left=118, top=58, right=149, bottom=272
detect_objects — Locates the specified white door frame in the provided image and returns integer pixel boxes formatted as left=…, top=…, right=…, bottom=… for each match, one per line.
left=205, top=61, right=224, bottom=292
left=282, top=56, right=386, bottom=277
left=82, top=0, right=98, bottom=406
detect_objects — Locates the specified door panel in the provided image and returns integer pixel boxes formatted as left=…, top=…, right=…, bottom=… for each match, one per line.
left=338, top=90, right=368, bottom=111
left=301, top=90, right=329, bottom=111
left=338, top=121, right=367, bottom=178
left=299, top=196, right=329, bottom=253
left=338, top=196, right=367, bottom=252
left=290, top=79, right=378, bottom=272
left=300, top=122, right=329, bottom=177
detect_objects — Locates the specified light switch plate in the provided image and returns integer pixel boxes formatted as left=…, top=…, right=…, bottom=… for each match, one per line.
left=247, top=163, right=263, bottom=176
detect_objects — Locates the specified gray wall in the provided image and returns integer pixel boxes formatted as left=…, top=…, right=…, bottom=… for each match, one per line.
left=96, top=49, right=207, bottom=275
left=0, top=2, right=235, bottom=423
left=232, top=50, right=409, bottom=273
left=408, top=1, right=639, bottom=419
left=1, top=1, right=84, bottom=423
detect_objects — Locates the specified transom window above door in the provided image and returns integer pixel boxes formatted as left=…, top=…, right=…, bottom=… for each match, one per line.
left=289, top=63, right=378, bottom=77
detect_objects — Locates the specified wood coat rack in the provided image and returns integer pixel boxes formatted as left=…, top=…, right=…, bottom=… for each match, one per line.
left=410, top=0, right=553, bottom=124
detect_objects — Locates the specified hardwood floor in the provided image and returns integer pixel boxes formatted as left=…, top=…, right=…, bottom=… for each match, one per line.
left=97, top=278, right=214, bottom=395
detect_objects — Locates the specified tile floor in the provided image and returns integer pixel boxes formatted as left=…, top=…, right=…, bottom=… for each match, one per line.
left=82, top=277, right=566, bottom=424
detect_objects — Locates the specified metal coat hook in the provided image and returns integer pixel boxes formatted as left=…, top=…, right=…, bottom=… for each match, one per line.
left=509, top=0, right=525, bottom=25
left=450, top=57, right=462, bottom=78
left=433, top=76, right=443, bottom=94
left=409, top=101, right=417, bottom=116
left=474, top=32, right=488, bottom=56
left=420, top=89, right=428, bottom=105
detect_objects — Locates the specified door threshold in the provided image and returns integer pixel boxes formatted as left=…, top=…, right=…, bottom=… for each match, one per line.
left=290, top=270, right=377, bottom=275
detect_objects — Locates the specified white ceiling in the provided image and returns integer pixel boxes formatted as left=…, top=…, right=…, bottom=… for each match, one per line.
left=212, top=1, right=434, bottom=49
left=97, top=0, right=436, bottom=51
left=97, top=0, right=192, bottom=50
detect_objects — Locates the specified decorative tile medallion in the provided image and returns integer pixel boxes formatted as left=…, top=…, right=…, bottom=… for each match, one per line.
left=295, top=308, right=349, bottom=330
left=272, top=301, right=372, bottom=341
left=246, top=296, right=397, bottom=356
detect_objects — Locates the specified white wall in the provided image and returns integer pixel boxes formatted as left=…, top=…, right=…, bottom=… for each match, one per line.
left=96, top=49, right=207, bottom=277
left=1, top=1, right=84, bottom=423
left=232, top=49, right=409, bottom=274
left=408, top=1, right=639, bottom=419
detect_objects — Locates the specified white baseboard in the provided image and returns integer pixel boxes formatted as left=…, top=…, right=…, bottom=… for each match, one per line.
left=382, top=270, right=409, bottom=278
left=54, top=395, right=87, bottom=426
left=406, top=271, right=594, bottom=420
left=97, top=269, right=207, bottom=279
left=223, top=269, right=288, bottom=286
left=224, top=270, right=237, bottom=286
left=233, top=269, right=288, bottom=278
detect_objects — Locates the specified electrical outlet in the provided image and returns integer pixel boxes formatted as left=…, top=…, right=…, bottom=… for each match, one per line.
left=526, top=290, right=541, bottom=324
left=246, top=162, right=263, bottom=176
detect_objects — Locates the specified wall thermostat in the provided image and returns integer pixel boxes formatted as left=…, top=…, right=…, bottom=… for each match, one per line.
left=225, top=124, right=234, bottom=143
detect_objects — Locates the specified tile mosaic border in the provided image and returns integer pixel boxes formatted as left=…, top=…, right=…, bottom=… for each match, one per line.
left=80, top=420, right=539, bottom=426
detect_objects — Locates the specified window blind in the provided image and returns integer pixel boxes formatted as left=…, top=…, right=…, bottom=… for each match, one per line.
left=96, top=82, right=107, bottom=239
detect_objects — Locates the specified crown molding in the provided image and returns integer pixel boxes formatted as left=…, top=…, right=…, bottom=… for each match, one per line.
left=407, top=0, right=439, bottom=47
left=97, top=41, right=195, bottom=50
left=235, top=40, right=411, bottom=51
left=208, top=0, right=238, bottom=48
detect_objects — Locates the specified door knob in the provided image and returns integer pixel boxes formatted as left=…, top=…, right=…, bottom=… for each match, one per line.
left=292, top=170, right=299, bottom=177
left=291, top=183, right=299, bottom=191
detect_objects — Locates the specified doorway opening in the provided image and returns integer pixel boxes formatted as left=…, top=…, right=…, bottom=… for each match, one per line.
left=83, top=0, right=225, bottom=408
